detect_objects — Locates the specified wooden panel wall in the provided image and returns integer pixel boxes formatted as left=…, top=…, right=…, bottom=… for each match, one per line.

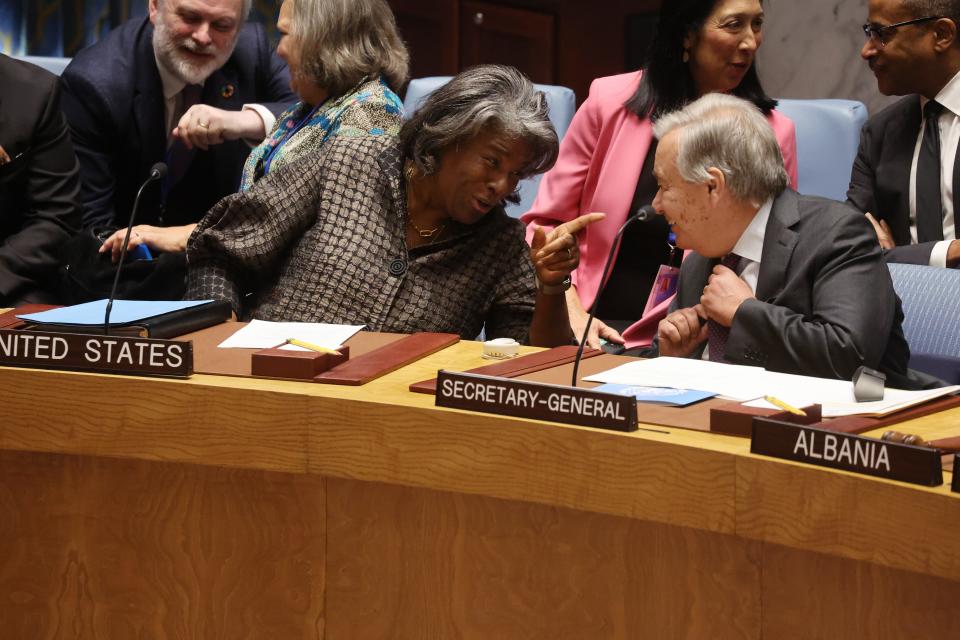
left=388, top=0, right=662, bottom=103
left=0, top=450, right=957, bottom=638
left=0, top=451, right=326, bottom=639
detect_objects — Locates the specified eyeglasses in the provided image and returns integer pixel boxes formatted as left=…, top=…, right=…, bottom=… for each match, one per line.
left=862, top=16, right=944, bottom=47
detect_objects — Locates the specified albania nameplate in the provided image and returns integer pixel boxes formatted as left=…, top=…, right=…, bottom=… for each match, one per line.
left=751, top=417, right=943, bottom=487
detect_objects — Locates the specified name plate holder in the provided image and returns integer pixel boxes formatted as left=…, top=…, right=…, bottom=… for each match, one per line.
left=0, top=328, right=192, bottom=378
left=953, top=456, right=959, bottom=493
left=435, top=370, right=637, bottom=432
left=751, top=411, right=944, bottom=487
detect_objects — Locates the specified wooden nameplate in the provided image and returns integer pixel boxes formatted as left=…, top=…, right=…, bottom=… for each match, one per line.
left=409, top=345, right=603, bottom=394
left=0, top=328, right=193, bottom=378
left=314, top=332, right=459, bottom=386
left=751, top=410, right=945, bottom=487
left=251, top=346, right=350, bottom=380
left=710, top=394, right=960, bottom=438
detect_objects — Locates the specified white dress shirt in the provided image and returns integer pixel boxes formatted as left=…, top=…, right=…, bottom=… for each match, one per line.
left=729, top=197, right=773, bottom=294
left=909, top=70, right=960, bottom=267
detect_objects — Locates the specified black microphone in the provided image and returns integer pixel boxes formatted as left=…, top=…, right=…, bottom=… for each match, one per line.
left=571, top=204, right=656, bottom=387
left=103, top=162, right=168, bottom=334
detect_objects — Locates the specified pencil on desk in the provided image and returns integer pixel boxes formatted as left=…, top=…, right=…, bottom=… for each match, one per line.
left=764, top=395, right=807, bottom=416
left=286, top=338, right=341, bottom=355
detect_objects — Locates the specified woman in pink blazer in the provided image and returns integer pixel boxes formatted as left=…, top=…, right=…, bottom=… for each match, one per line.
left=522, top=0, right=797, bottom=351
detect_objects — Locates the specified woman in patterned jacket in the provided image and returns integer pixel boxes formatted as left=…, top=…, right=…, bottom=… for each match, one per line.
left=186, top=65, right=601, bottom=346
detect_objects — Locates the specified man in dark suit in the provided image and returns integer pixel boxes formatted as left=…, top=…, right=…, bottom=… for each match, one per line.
left=847, top=0, right=960, bottom=267
left=60, top=0, right=295, bottom=253
left=0, top=55, right=81, bottom=305
left=653, top=93, right=918, bottom=387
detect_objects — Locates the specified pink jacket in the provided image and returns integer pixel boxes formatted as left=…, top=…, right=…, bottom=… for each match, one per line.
left=522, top=71, right=798, bottom=348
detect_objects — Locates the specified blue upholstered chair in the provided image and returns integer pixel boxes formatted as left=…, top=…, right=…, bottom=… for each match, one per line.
left=13, top=55, right=71, bottom=76
left=887, top=262, right=960, bottom=383
left=402, top=76, right=577, bottom=217
left=775, top=98, right=868, bottom=202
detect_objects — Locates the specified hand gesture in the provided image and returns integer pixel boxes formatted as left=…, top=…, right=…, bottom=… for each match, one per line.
left=865, top=212, right=895, bottom=250
left=98, top=224, right=196, bottom=263
left=529, top=212, right=604, bottom=288
left=172, top=105, right=266, bottom=151
left=658, top=304, right=708, bottom=357
left=566, top=287, right=624, bottom=349
left=699, top=263, right=754, bottom=327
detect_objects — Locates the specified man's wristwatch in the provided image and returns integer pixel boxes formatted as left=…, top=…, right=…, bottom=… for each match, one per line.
left=536, top=275, right=572, bottom=295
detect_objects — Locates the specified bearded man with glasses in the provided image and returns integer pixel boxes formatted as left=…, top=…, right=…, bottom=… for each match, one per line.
left=847, top=0, right=960, bottom=268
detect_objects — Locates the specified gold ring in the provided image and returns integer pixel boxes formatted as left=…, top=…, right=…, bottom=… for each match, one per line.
left=566, top=247, right=573, bottom=260
left=198, top=122, right=209, bottom=128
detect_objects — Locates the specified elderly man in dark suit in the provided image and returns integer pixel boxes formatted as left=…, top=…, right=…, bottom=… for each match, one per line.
left=0, top=55, right=81, bottom=305
left=652, top=93, right=925, bottom=388
left=848, top=0, right=960, bottom=267
left=60, top=0, right=295, bottom=258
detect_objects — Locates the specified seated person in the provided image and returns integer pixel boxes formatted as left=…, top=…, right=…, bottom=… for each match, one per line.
left=186, top=65, right=601, bottom=346
left=521, top=0, right=798, bottom=350
left=848, top=1, right=960, bottom=267
left=59, top=0, right=296, bottom=256
left=0, top=55, right=81, bottom=305
left=100, top=0, right=408, bottom=260
left=654, top=93, right=924, bottom=388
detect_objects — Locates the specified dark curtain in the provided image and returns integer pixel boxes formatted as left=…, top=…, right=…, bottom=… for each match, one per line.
left=0, top=0, right=279, bottom=57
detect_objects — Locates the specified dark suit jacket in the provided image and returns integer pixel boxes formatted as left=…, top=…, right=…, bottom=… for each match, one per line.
left=846, top=95, right=956, bottom=264
left=0, top=55, right=81, bottom=304
left=667, top=189, right=917, bottom=386
left=60, top=17, right=296, bottom=230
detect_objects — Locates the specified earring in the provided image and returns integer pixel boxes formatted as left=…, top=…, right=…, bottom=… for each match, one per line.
left=404, top=162, right=417, bottom=182
left=682, top=48, right=690, bottom=63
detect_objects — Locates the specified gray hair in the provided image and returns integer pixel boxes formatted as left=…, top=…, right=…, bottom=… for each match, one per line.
left=903, top=0, right=960, bottom=23
left=400, top=65, right=559, bottom=186
left=157, top=0, right=252, bottom=18
left=652, top=93, right=788, bottom=203
left=289, top=0, right=410, bottom=96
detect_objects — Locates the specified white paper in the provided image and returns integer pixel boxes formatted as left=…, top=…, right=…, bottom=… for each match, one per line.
left=584, top=357, right=959, bottom=417
left=217, top=319, right=364, bottom=350
left=743, top=386, right=960, bottom=417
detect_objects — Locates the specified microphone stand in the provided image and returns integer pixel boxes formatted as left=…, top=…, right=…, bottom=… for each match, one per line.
left=103, top=162, right=168, bottom=334
left=571, top=205, right=655, bottom=387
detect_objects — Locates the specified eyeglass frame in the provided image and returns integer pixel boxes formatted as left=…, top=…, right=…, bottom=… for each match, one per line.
left=862, top=15, right=945, bottom=47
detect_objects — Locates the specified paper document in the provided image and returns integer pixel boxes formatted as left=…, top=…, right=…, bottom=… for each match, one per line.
left=584, top=357, right=959, bottom=417
left=217, top=319, right=364, bottom=350
left=17, top=299, right=214, bottom=325
left=743, top=386, right=960, bottom=417
left=592, top=383, right=716, bottom=407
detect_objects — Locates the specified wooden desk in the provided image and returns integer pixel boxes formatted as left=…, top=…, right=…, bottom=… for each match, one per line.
left=0, top=340, right=957, bottom=638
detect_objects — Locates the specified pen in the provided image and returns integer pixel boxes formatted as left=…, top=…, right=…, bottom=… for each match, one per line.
left=764, top=395, right=807, bottom=416
left=286, top=338, right=341, bottom=355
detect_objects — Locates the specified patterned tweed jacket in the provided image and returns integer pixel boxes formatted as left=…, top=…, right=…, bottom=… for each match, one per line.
left=186, top=135, right=537, bottom=342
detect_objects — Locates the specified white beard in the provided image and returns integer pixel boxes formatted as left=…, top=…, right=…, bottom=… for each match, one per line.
left=152, top=12, right=237, bottom=86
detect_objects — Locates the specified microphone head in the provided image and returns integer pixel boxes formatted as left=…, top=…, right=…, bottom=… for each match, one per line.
left=149, top=162, right=168, bottom=180
left=635, top=204, right=657, bottom=223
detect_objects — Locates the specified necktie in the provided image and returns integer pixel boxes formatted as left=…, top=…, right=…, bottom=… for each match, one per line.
left=163, top=84, right=203, bottom=199
left=707, top=253, right=742, bottom=363
left=916, top=100, right=946, bottom=243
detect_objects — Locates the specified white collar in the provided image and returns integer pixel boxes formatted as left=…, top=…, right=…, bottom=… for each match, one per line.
left=154, top=49, right=188, bottom=102
left=921, top=68, right=960, bottom=118
left=731, top=197, right=773, bottom=263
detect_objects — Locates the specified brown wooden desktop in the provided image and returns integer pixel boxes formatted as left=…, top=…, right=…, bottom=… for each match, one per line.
left=0, top=327, right=957, bottom=638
